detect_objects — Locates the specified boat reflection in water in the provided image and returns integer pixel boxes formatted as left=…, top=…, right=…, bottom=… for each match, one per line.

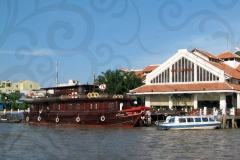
left=23, top=84, right=150, bottom=127
left=157, top=115, right=221, bottom=130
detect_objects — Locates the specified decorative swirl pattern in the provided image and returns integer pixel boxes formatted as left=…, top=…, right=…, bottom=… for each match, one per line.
left=212, top=0, right=237, bottom=10
left=0, top=0, right=239, bottom=87
left=158, top=0, right=238, bottom=51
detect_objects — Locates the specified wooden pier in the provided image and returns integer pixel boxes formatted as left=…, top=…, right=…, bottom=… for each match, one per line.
left=221, top=115, right=240, bottom=129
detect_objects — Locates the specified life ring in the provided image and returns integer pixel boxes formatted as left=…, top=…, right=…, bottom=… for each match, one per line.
left=113, top=95, right=117, bottom=98
left=26, top=116, right=29, bottom=122
left=76, top=117, right=80, bottom=122
left=68, top=94, right=72, bottom=99
left=94, top=92, right=99, bottom=98
left=155, top=121, right=158, bottom=125
left=56, top=117, right=59, bottom=123
left=87, top=93, right=92, bottom=98
left=91, top=93, right=96, bottom=98
left=38, top=116, right=41, bottom=121
left=100, top=116, right=105, bottom=121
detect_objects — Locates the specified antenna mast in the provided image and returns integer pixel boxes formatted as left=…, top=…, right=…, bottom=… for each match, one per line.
left=56, top=61, right=59, bottom=87
left=93, top=71, right=95, bottom=92
left=227, top=34, right=228, bottom=51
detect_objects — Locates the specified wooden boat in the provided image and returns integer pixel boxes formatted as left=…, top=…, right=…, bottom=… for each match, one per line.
left=156, top=115, right=221, bottom=130
left=23, top=84, right=150, bottom=127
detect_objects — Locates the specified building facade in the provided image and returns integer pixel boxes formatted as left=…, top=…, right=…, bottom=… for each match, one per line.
left=0, top=80, right=40, bottom=93
left=130, top=48, right=240, bottom=110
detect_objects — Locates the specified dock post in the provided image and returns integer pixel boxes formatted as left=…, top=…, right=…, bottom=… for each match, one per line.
left=232, top=118, right=235, bottom=129
left=234, top=122, right=238, bottom=128
left=222, top=114, right=226, bottom=129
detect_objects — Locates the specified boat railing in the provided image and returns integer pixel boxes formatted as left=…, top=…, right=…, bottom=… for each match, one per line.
left=31, top=94, right=132, bottom=101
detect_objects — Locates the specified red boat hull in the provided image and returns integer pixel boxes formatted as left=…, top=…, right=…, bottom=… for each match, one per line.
left=24, top=111, right=142, bottom=127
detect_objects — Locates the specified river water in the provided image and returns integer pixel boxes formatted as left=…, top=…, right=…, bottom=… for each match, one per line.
left=0, top=123, right=240, bottom=160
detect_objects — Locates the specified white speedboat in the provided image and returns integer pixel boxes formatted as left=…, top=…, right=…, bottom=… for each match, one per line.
left=157, top=115, right=221, bottom=130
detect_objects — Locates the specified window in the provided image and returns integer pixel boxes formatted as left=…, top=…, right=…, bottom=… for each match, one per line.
left=195, top=118, right=201, bottom=122
left=76, top=104, right=80, bottom=110
left=179, top=118, right=186, bottom=123
left=169, top=118, right=175, bottom=123
left=187, top=118, right=194, bottom=122
left=202, top=117, right=208, bottom=122
left=209, top=117, right=214, bottom=122
left=109, top=103, right=114, bottom=109
left=95, top=103, right=98, bottom=109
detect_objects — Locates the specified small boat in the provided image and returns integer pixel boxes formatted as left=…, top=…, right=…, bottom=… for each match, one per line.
left=156, top=115, right=221, bottom=130
left=0, top=113, right=22, bottom=123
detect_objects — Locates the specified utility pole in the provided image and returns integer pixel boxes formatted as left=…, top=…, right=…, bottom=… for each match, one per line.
left=56, top=61, right=59, bottom=87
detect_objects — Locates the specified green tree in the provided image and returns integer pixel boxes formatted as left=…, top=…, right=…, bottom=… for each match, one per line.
left=0, top=92, right=9, bottom=109
left=9, top=91, right=20, bottom=110
left=95, top=69, right=143, bottom=95
left=0, top=91, right=20, bottom=110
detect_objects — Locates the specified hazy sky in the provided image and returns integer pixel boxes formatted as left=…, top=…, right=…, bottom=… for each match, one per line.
left=1, top=0, right=240, bottom=87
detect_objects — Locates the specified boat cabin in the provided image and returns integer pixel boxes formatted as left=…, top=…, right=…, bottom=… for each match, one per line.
left=166, top=116, right=215, bottom=124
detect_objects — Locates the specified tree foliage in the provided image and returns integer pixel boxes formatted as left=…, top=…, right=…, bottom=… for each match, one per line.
left=0, top=92, right=9, bottom=109
left=0, top=91, right=20, bottom=110
left=95, top=69, right=143, bottom=95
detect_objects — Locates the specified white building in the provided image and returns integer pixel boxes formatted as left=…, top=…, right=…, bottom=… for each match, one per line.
left=130, top=48, right=240, bottom=110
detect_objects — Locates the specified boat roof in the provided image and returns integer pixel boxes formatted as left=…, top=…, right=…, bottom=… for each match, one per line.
left=40, top=84, right=95, bottom=90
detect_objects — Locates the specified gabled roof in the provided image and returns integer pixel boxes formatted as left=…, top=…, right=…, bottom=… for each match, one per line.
left=190, top=49, right=240, bottom=80
left=236, top=64, right=240, bottom=72
left=206, top=58, right=240, bottom=79
left=217, top=51, right=238, bottom=59
left=142, top=64, right=160, bottom=73
left=192, top=48, right=220, bottom=60
left=130, top=82, right=237, bottom=93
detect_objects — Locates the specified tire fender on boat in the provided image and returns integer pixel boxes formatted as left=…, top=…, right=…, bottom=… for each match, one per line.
left=26, top=116, right=29, bottom=122
left=68, top=94, right=72, bottom=99
left=38, top=116, right=41, bottom=121
left=76, top=117, right=80, bottom=122
left=56, top=117, right=59, bottom=123
left=100, top=116, right=105, bottom=121
left=113, top=95, right=117, bottom=98
left=87, top=93, right=92, bottom=98
left=155, top=121, right=158, bottom=125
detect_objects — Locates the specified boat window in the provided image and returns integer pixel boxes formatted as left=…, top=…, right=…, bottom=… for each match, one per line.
left=169, top=118, right=175, bottom=123
left=90, top=103, right=93, bottom=110
left=109, top=103, right=114, bottom=109
left=58, top=104, right=61, bottom=110
left=68, top=104, right=72, bottom=110
left=76, top=104, right=80, bottom=110
left=209, top=117, right=214, bottom=122
left=195, top=118, right=201, bottom=122
left=95, top=104, right=98, bottom=109
left=187, top=118, right=194, bottom=122
left=179, top=118, right=186, bottom=123
left=202, top=117, right=208, bottom=122
left=46, top=105, right=50, bottom=112
left=53, top=103, right=57, bottom=110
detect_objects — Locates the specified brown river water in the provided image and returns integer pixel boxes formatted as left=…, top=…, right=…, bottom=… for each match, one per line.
left=0, top=122, right=240, bottom=160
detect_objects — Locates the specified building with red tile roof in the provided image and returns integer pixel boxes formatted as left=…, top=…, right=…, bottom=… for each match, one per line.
left=129, top=48, right=240, bottom=110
